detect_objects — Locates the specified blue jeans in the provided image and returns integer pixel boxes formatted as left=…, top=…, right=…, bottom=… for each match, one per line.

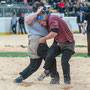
left=12, top=24, right=17, bottom=34
left=20, top=24, right=27, bottom=34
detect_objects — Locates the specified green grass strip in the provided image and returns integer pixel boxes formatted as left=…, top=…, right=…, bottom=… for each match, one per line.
left=0, top=52, right=28, bottom=57
left=72, top=53, right=88, bottom=57
left=59, top=53, right=88, bottom=57
left=0, top=52, right=89, bottom=57
left=75, top=45, right=87, bottom=47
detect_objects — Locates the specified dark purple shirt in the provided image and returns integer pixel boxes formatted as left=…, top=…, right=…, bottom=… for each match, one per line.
left=47, top=15, right=74, bottom=43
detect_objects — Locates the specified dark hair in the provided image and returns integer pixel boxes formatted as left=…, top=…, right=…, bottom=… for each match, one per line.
left=13, top=12, right=16, bottom=15
left=32, top=1, right=44, bottom=12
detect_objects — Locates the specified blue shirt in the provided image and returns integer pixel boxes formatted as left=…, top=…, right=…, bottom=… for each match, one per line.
left=11, top=17, right=17, bottom=26
left=80, top=14, right=83, bottom=22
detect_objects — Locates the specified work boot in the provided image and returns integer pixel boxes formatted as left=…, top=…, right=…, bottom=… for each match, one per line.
left=37, top=71, right=49, bottom=81
left=64, top=74, right=71, bottom=84
left=14, top=75, right=23, bottom=83
left=50, top=77, right=60, bottom=84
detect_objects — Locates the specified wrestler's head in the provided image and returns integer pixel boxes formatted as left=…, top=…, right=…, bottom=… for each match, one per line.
left=32, top=1, right=45, bottom=15
left=32, top=1, right=49, bottom=27
left=37, top=14, right=47, bottom=26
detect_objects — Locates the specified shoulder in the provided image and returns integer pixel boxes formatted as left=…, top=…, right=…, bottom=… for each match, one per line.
left=49, top=15, right=58, bottom=19
left=49, top=15, right=58, bottom=22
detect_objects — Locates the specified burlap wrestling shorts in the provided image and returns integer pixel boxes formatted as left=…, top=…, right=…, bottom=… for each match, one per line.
left=28, top=35, right=44, bottom=59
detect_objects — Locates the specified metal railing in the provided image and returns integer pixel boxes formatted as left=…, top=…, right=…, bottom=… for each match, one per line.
left=0, top=4, right=32, bottom=17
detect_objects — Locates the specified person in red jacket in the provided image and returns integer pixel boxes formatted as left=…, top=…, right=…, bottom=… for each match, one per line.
left=58, top=0, right=65, bottom=13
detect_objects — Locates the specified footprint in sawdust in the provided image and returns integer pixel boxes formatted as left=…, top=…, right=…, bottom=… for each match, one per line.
left=4, top=45, right=14, bottom=47
left=61, top=85, right=72, bottom=90
left=18, top=82, right=34, bottom=87
left=0, top=77, right=7, bottom=81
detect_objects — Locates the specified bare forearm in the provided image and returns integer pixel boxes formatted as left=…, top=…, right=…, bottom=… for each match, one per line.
left=25, top=12, right=39, bottom=24
left=39, top=32, right=57, bottom=43
left=25, top=7, right=43, bottom=24
left=42, top=32, right=57, bottom=41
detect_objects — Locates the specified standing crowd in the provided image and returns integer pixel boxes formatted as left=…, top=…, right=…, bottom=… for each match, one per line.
left=49, top=0, right=90, bottom=17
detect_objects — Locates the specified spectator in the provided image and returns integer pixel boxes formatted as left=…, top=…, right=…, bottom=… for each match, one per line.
left=53, top=2, right=57, bottom=9
left=48, top=0, right=53, bottom=5
left=23, top=0, right=28, bottom=5
left=64, top=2, right=72, bottom=16
left=82, top=11, right=90, bottom=56
left=46, top=7, right=51, bottom=15
left=70, top=3, right=78, bottom=16
left=78, top=3, right=84, bottom=12
left=69, top=0, right=75, bottom=3
left=79, top=0, right=85, bottom=3
left=83, top=4, right=89, bottom=14
left=77, top=11, right=85, bottom=33
left=58, top=0, right=65, bottom=13
left=18, top=13, right=27, bottom=34
left=27, top=0, right=32, bottom=5
left=11, top=13, right=17, bottom=34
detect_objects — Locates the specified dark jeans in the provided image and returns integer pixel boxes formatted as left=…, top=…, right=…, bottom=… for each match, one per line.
left=59, top=8, right=64, bottom=13
left=12, top=24, right=17, bottom=34
left=78, top=24, right=83, bottom=33
left=87, top=29, right=90, bottom=56
left=20, top=58, right=59, bottom=80
left=19, top=58, right=42, bottom=80
left=20, top=24, right=27, bottom=34
left=19, top=43, right=59, bottom=80
left=44, top=42, right=73, bottom=76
